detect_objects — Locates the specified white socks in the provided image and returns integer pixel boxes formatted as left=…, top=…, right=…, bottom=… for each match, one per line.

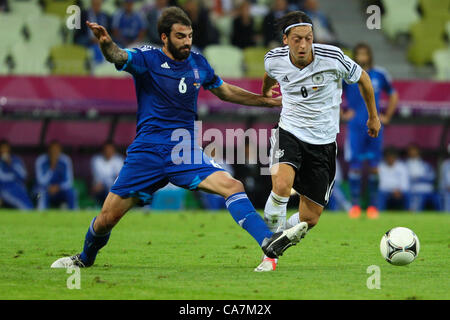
left=264, top=191, right=289, bottom=233
left=286, top=212, right=301, bottom=228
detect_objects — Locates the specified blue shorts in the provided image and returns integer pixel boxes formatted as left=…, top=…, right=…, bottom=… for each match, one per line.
left=345, top=125, right=383, bottom=169
left=110, top=142, right=224, bottom=205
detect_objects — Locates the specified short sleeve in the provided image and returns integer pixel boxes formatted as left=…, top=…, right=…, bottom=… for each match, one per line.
left=264, top=55, right=275, bottom=79
left=115, top=47, right=149, bottom=76
left=338, top=52, right=362, bottom=84
left=201, top=57, right=223, bottom=90
left=380, top=69, right=395, bottom=95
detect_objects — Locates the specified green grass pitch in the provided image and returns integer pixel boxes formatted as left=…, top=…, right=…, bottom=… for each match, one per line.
left=0, top=210, right=448, bottom=300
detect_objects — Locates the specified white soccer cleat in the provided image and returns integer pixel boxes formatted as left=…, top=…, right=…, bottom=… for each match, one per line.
left=51, top=254, right=86, bottom=268
left=254, top=257, right=278, bottom=272
left=261, top=222, right=308, bottom=259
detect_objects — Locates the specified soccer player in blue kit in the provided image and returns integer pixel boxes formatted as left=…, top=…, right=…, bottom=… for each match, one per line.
left=51, top=7, right=308, bottom=269
left=342, top=43, right=398, bottom=219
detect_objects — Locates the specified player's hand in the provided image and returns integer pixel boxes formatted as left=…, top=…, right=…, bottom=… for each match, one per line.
left=86, top=21, right=112, bottom=45
left=366, top=116, right=381, bottom=138
left=379, top=114, right=391, bottom=125
left=263, top=83, right=280, bottom=98
left=341, top=109, right=355, bottom=122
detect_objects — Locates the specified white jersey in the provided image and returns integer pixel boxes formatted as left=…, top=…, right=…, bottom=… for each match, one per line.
left=265, top=43, right=362, bottom=145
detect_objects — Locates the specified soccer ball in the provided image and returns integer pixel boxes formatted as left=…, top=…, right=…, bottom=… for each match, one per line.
left=380, top=227, right=420, bottom=266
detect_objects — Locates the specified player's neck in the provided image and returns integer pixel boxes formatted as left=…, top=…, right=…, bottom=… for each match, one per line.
left=290, top=51, right=313, bottom=70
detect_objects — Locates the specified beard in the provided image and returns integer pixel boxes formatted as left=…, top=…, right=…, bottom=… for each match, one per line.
left=168, top=38, right=191, bottom=61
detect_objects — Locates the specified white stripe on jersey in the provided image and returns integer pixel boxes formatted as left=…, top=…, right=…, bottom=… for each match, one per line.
left=264, top=43, right=362, bottom=145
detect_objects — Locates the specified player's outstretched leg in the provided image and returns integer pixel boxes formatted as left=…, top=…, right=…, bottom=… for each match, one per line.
left=51, top=193, right=137, bottom=268
left=198, top=171, right=307, bottom=260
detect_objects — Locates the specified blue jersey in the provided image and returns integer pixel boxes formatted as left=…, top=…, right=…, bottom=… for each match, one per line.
left=35, top=154, right=74, bottom=190
left=343, top=66, right=394, bottom=127
left=0, top=155, right=27, bottom=184
left=116, top=45, right=223, bottom=149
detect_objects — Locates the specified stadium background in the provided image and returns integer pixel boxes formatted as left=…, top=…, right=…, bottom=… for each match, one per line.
left=0, top=0, right=449, bottom=212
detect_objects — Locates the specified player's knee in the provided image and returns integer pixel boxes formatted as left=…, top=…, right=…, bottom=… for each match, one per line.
left=218, top=177, right=244, bottom=198
left=97, top=208, right=122, bottom=232
left=272, top=178, right=292, bottom=197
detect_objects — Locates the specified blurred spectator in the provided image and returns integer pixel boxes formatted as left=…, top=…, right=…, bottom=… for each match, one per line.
left=74, top=0, right=112, bottom=63
left=302, top=0, right=338, bottom=45
left=112, top=0, right=147, bottom=48
left=35, top=141, right=77, bottom=210
left=0, top=0, right=9, bottom=12
left=182, top=0, right=219, bottom=50
left=439, top=150, right=450, bottom=212
left=378, top=148, right=409, bottom=211
left=233, top=139, right=271, bottom=209
left=326, top=159, right=351, bottom=212
left=91, top=141, right=124, bottom=205
left=231, top=0, right=256, bottom=49
left=262, top=0, right=290, bottom=47
left=145, top=0, right=170, bottom=45
left=0, top=140, right=33, bottom=210
left=406, top=145, right=440, bottom=211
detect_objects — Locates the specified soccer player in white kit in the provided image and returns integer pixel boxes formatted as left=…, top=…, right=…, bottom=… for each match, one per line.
left=255, top=11, right=381, bottom=272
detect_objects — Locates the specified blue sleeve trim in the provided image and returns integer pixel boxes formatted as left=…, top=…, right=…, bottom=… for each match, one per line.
left=204, top=77, right=223, bottom=91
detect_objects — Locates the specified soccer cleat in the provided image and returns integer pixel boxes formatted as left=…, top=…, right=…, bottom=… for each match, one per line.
left=50, top=253, right=87, bottom=268
left=348, top=205, right=361, bottom=219
left=366, top=206, right=379, bottom=219
left=254, top=257, right=277, bottom=272
left=261, top=222, right=308, bottom=259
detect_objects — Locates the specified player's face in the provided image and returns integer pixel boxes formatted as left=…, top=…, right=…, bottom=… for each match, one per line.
left=284, top=27, right=313, bottom=66
left=355, top=48, right=370, bottom=69
left=165, top=23, right=193, bottom=61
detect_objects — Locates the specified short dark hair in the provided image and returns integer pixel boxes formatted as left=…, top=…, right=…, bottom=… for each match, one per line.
left=157, top=6, right=192, bottom=38
left=276, top=11, right=313, bottom=36
left=353, top=42, right=373, bottom=67
left=0, top=139, right=9, bottom=146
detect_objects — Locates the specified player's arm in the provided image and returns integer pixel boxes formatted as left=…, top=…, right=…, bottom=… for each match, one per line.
left=86, top=21, right=128, bottom=65
left=357, top=70, right=381, bottom=138
left=261, top=72, right=279, bottom=98
left=209, top=82, right=281, bottom=108
left=380, top=91, right=398, bottom=125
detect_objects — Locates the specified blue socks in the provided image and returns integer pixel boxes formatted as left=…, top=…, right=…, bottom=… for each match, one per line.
left=348, top=170, right=361, bottom=206
left=368, top=173, right=379, bottom=207
left=225, top=192, right=273, bottom=246
left=79, top=217, right=110, bottom=266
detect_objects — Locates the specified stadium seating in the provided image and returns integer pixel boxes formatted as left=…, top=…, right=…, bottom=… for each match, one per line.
left=26, top=14, right=64, bottom=48
left=49, top=45, right=90, bottom=75
left=0, top=46, right=10, bottom=74
left=432, top=48, right=450, bottom=80
left=381, top=0, right=420, bottom=40
left=203, top=45, right=244, bottom=78
left=42, top=0, right=76, bottom=18
left=419, top=0, right=450, bottom=20
left=214, top=15, right=233, bottom=45
left=10, top=42, right=50, bottom=75
left=0, top=13, right=26, bottom=48
left=407, top=19, right=447, bottom=65
left=9, top=0, right=43, bottom=18
left=243, top=47, right=268, bottom=78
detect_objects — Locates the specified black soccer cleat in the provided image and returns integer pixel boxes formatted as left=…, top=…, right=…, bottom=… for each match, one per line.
left=261, top=222, right=308, bottom=259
